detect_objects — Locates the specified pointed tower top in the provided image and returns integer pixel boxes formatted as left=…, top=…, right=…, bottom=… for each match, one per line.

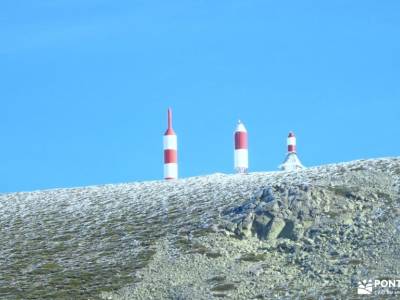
left=168, top=107, right=172, bottom=128
left=288, top=131, right=295, bottom=137
left=235, top=120, right=247, bottom=132
left=165, top=107, right=176, bottom=135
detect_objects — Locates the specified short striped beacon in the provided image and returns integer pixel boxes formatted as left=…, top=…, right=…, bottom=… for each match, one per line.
left=163, top=108, right=178, bottom=180
left=287, top=132, right=297, bottom=153
left=234, top=120, right=248, bottom=174
left=279, top=131, right=305, bottom=171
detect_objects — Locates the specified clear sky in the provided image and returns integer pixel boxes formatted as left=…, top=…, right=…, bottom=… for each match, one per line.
left=1, top=0, right=399, bottom=193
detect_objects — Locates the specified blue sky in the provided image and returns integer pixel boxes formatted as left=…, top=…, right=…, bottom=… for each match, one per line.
left=1, top=0, right=399, bottom=193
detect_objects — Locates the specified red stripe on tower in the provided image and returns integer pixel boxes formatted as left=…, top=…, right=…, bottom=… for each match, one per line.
left=164, top=149, right=177, bottom=163
left=235, top=132, right=248, bottom=149
left=163, top=108, right=178, bottom=179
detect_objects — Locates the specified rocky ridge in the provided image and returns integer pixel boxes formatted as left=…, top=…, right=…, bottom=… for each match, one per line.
left=1, top=157, right=400, bottom=299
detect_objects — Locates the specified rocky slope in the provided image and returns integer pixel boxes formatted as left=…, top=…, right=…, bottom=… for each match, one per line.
left=1, top=157, right=400, bottom=299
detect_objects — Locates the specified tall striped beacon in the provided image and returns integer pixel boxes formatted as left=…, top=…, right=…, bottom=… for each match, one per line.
left=234, top=120, right=248, bottom=174
left=163, top=108, right=178, bottom=180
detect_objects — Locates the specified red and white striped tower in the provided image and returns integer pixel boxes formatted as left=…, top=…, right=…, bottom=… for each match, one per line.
left=279, top=131, right=305, bottom=171
left=287, top=131, right=297, bottom=153
left=234, top=120, right=248, bottom=174
left=163, top=108, right=178, bottom=180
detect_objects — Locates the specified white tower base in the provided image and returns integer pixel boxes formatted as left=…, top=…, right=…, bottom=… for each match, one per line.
left=279, top=153, right=305, bottom=171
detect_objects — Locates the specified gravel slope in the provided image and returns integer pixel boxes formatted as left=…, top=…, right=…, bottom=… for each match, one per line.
left=1, top=157, right=399, bottom=299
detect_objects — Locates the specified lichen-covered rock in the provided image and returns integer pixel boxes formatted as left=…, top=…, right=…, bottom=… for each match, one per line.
left=266, top=217, right=286, bottom=240
left=252, top=213, right=272, bottom=239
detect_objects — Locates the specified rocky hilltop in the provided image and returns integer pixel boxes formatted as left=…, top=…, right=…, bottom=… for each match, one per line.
left=1, top=157, right=400, bottom=299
